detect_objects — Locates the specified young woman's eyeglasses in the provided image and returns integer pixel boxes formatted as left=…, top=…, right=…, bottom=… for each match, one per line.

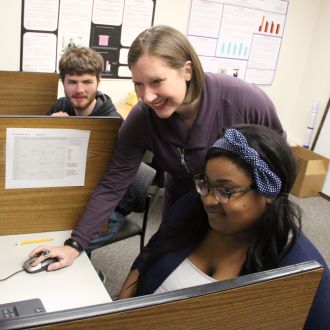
left=193, top=174, right=253, bottom=204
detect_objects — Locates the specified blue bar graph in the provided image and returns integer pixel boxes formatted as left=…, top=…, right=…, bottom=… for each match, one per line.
left=221, top=43, right=225, bottom=54
left=239, top=43, right=243, bottom=55
left=227, top=42, right=231, bottom=54
left=219, top=41, right=248, bottom=58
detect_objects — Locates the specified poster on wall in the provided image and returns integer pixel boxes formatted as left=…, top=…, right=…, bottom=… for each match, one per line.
left=187, top=0, right=289, bottom=85
left=20, top=0, right=156, bottom=78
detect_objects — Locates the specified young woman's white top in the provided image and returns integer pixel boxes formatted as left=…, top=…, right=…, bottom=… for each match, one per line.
left=154, top=258, right=216, bottom=294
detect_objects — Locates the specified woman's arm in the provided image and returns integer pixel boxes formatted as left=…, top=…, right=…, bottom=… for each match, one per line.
left=117, top=268, right=140, bottom=299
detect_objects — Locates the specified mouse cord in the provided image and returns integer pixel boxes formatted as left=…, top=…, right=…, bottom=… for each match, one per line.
left=0, top=269, right=24, bottom=281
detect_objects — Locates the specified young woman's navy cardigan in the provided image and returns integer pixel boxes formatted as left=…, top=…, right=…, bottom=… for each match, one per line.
left=132, top=191, right=330, bottom=329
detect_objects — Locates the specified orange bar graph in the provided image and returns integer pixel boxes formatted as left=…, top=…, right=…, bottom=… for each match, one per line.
left=276, top=23, right=281, bottom=34
left=259, top=16, right=265, bottom=32
left=265, top=21, right=269, bottom=33
left=259, top=16, right=281, bottom=35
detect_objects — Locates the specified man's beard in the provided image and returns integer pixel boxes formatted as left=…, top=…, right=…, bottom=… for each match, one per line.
left=72, top=92, right=96, bottom=110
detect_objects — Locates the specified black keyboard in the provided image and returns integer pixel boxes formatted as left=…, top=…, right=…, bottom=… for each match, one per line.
left=0, top=298, right=45, bottom=321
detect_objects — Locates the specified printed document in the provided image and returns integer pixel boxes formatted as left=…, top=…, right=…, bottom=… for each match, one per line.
left=5, top=128, right=90, bottom=189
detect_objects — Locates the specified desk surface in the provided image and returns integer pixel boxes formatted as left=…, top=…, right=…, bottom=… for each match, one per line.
left=0, top=231, right=112, bottom=312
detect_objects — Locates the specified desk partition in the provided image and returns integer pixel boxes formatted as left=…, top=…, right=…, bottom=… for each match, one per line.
left=1, top=261, right=324, bottom=330
left=0, top=116, right=121, bottom=235
left=0, top=72, right=58, bottom=116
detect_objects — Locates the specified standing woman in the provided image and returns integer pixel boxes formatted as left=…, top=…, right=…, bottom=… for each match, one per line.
left=30, top=25, right=283, bottom=269
left=125, top=25, right=283, bottom=213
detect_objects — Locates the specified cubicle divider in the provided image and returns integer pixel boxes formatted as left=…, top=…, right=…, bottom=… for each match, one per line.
left=0, top=71, right=58, bottom=116
left=1, top=261, right=324, bottom=330
left=0, top=116, right=121, bottom=234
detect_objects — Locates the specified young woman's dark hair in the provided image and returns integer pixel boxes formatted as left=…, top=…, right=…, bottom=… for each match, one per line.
left=135, top=124, right=302, bottom=294
left=207, top=124, right=302, bottom=274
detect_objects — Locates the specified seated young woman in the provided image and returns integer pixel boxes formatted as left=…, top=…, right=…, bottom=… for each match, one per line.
left=118, top=124, right=329, bottom=329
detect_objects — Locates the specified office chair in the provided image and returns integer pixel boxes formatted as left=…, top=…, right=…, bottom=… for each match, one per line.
left=86, top=162, right=156, bottom=258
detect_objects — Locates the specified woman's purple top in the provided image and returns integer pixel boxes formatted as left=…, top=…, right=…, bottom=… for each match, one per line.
left=71, top=73, right=283, bottom=249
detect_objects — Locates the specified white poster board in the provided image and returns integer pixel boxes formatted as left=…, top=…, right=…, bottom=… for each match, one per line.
left=187, top=0, right=288, bottom=85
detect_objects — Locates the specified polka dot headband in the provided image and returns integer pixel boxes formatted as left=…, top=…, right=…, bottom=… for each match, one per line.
left=212, top=129, right=282, bottom=198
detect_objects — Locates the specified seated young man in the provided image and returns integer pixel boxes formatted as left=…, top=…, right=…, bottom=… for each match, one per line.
left=118, top=124, right=330, bottom=329
left=48, top=46, right=119, bottom=118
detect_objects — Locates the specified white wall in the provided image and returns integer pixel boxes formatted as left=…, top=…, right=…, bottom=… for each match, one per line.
left=290, top=0, right=330, bottom=145
left=1, top=0, right=329, bottom=146
left=0, top=2, right=21, bottom=71
left=262, top=0, right=330, bottom=145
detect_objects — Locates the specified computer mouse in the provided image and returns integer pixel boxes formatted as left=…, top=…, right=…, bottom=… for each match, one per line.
left=23, top=256, right=58, bottom=273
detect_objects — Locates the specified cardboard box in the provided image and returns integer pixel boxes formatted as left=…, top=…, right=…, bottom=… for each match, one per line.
left=291, top=146, right=329, bottom=197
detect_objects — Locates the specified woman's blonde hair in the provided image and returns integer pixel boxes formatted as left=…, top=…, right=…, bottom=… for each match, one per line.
left=128, top=25, right=205, bottom=105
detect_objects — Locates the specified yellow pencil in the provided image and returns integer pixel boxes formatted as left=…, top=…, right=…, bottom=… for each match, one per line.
left=15, top=238, right=54, bottom=245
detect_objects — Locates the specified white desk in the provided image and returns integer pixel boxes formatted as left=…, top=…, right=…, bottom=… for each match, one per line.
left=0, top=230, right=112, bottom=312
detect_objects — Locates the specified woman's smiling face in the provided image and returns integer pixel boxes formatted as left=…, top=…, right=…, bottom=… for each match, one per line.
left=202, top=155, right=269, bottom=236
left=130, top=54, right=192, bottom=119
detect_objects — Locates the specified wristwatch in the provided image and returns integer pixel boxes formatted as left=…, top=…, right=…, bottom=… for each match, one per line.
left=64, top=238, right=83, bottom=253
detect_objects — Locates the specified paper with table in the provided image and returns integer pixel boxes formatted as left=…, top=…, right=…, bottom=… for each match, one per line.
left=5, top=128, right=90, bottom=189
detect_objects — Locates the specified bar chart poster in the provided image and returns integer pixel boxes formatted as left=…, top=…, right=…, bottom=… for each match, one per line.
left=187, top=0, right=288, bottom=85
left=20, top=0, right=156, bottom=79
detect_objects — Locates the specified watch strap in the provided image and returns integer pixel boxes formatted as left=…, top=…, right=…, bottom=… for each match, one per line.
left=64, top=238, right=83, bottom=253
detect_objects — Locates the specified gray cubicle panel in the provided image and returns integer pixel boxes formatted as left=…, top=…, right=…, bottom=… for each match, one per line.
left=0, top=116, right=121, bottom=234
left=0, top=261, right=324, bottom=330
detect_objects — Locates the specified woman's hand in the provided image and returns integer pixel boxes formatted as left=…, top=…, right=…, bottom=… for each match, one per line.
left=28, top=245, right=80, bottom=271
